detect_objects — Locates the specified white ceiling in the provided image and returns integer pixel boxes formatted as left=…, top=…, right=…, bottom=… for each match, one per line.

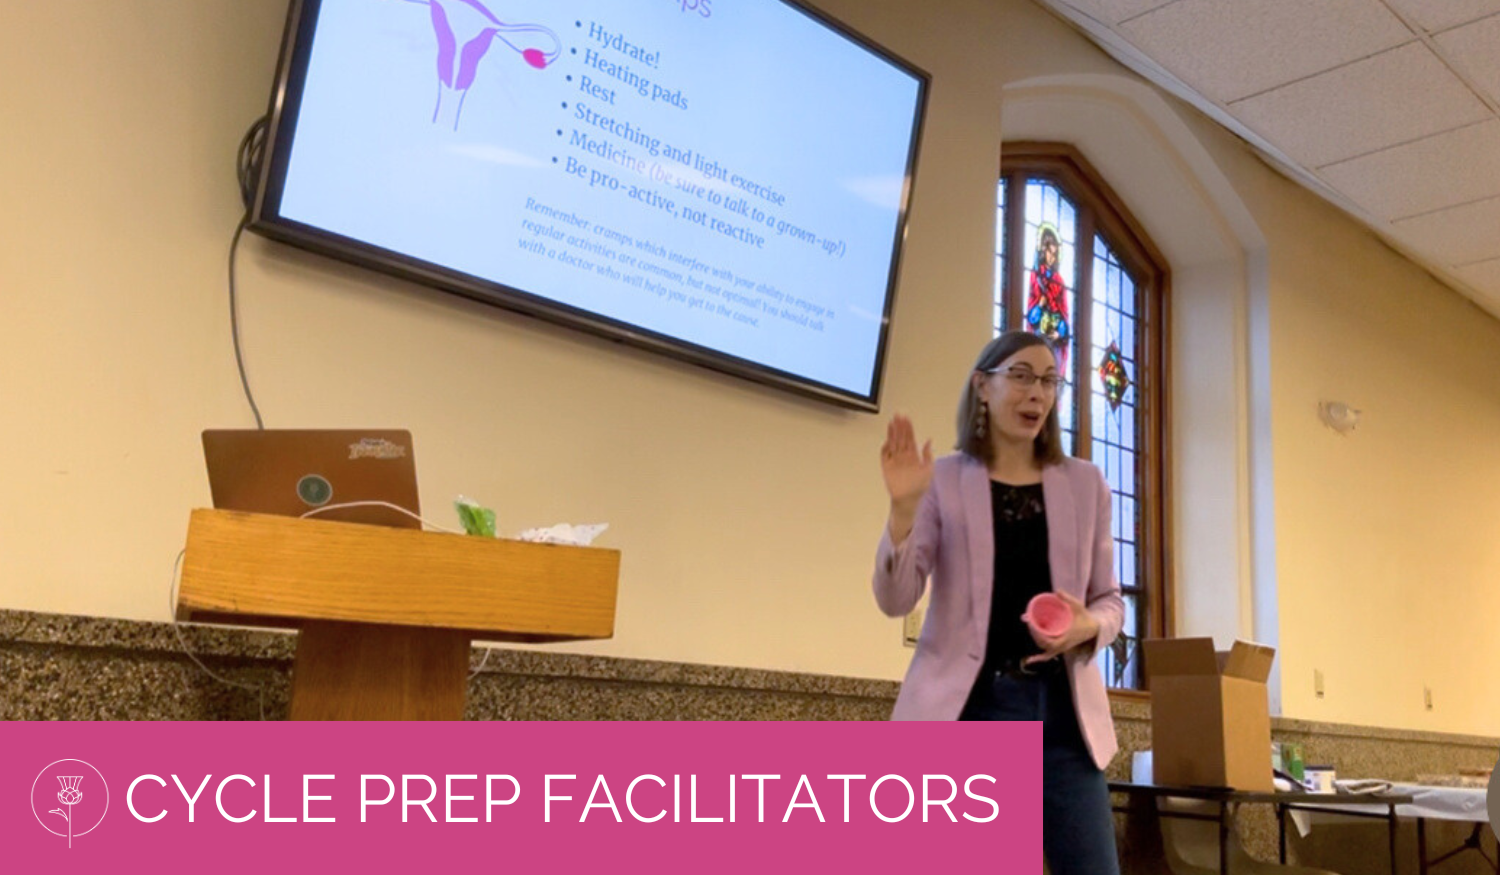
left=1035, top=0, right=1500, bottom=320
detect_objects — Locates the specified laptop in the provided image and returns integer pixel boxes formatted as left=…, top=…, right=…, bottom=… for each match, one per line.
left=202, top=429, right=421, bottom=529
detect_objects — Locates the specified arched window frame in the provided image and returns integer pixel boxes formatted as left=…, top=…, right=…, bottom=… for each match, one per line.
left=998, top=142, right=1172, bottom=696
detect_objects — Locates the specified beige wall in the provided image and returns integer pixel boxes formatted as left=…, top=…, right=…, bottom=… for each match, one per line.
left=3, top=0, right=1497, bottom=735
left=1252, top=169, right=1500, bottom=731
left=1134, top=93, right=1500, bottom=729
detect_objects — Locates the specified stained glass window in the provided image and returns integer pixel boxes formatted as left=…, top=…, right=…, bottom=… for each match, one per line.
left=1022, top=179, right=1078, bottom=453
left=1090, top=234, right=1142, bottom=689
left=995, top=145, right=1165, bottom=692
left=1098, top=343, right=1130, bottom=411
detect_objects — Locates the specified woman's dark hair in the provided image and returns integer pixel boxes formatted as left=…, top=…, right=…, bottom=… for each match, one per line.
left=955, top=330, right=1066, bottom=467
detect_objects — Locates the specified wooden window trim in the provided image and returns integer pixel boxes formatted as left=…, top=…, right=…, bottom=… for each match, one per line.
left=1000, top=142, right=1174, bottom=692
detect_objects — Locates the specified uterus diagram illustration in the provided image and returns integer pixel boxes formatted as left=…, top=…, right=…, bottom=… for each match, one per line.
left=402, top=0, right=560, bottom=130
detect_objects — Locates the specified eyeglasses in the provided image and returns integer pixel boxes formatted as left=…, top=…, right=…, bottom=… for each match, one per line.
left=987, top=366, right=1066, bottom=393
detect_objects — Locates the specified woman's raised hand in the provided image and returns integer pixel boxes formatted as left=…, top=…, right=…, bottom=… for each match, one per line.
left=881, top=414, right=934, bottom=509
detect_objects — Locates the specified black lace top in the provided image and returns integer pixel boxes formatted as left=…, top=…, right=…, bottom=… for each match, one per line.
left=983, top=480, right=1052, bottom=671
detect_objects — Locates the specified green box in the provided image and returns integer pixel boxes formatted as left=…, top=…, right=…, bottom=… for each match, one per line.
left=1284, top=742, right=1304, bottom=782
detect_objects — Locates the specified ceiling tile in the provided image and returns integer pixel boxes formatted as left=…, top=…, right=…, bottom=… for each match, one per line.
left=1230, top=43, right=1490, bottom=167
left=1453, top=257, right=1500, bottom=301
left=1435, top=15, right=1500, bottom=104
left=1383, top=0, right=1500, bottom=32
left=1117, top=0, right=1412, bottom=102
left=1318, top=120, right=1500, bottom=220
left=1056, top=0, right=1181, bottom=25
left=1391, top=195, right=1500, bottom=265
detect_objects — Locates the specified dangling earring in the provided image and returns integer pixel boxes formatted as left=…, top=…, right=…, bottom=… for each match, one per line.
left=975, top=402, right=989, bottom=438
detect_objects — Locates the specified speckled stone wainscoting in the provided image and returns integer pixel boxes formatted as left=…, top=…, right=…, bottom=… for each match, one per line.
left=0, top=609, right=296, bottom=720
left=0, top=609, right=897, bottom=721
left=4, top=609, right=1496, bottom=874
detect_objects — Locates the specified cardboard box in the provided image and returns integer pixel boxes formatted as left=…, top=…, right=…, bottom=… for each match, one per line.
left=1144, top=638, right=1276, bottom=792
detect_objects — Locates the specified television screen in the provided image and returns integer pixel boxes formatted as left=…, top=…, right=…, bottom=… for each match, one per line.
left=252, top=0, right=927, bottom=410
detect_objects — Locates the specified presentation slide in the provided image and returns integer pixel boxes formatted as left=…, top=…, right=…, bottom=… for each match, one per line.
left=275, top=0, right=924, bottom=399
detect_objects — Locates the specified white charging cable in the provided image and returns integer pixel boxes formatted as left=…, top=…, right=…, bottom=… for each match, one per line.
left=167, top=549, right=267, bottom=720
left=470, top=647, right=493, bottom=678
left=174, top=504, right=490, bottom=695
left=299, top=502, right=498, bottom=678
left=298, top=500, right=463, bottom=534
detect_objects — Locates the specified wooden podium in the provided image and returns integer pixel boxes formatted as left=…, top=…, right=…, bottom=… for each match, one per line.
left=177, top=509, right=620, bottom=720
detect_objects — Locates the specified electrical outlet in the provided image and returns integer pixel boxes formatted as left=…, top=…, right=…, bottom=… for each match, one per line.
left=1424, top=686, right=1433, bottom=711
left=902, top=609, right=922, bottom=647
left=1314, top=669, right=1324, bottom=699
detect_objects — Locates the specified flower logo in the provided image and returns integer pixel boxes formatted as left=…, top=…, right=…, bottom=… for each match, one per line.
left=31, top=760, right=109, bottom=849
left=52, top=776, right=86, bottom=847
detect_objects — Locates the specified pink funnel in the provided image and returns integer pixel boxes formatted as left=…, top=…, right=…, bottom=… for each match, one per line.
left=1024, top=593, right=1071, bottom=638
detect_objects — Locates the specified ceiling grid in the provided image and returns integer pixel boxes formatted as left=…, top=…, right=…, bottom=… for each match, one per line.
left=1038, top=0, right=1500, bottom=316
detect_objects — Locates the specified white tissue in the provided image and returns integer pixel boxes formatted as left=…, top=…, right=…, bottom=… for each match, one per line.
left=516, top=523, right=608, bottom=546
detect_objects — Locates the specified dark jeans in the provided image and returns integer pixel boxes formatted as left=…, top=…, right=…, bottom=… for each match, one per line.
left=961, top=667, right=1121, bottom=875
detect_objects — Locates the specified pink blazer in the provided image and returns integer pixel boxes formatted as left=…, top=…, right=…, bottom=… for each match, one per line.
left=873, top=452, right=1124, bottom=770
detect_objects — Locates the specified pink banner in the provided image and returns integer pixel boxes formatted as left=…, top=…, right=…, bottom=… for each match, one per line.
left=3, top=721, right=1041, bottom=872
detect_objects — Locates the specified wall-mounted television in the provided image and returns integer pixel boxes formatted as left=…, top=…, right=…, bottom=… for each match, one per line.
left=251, top=0, right=928, bottom=410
